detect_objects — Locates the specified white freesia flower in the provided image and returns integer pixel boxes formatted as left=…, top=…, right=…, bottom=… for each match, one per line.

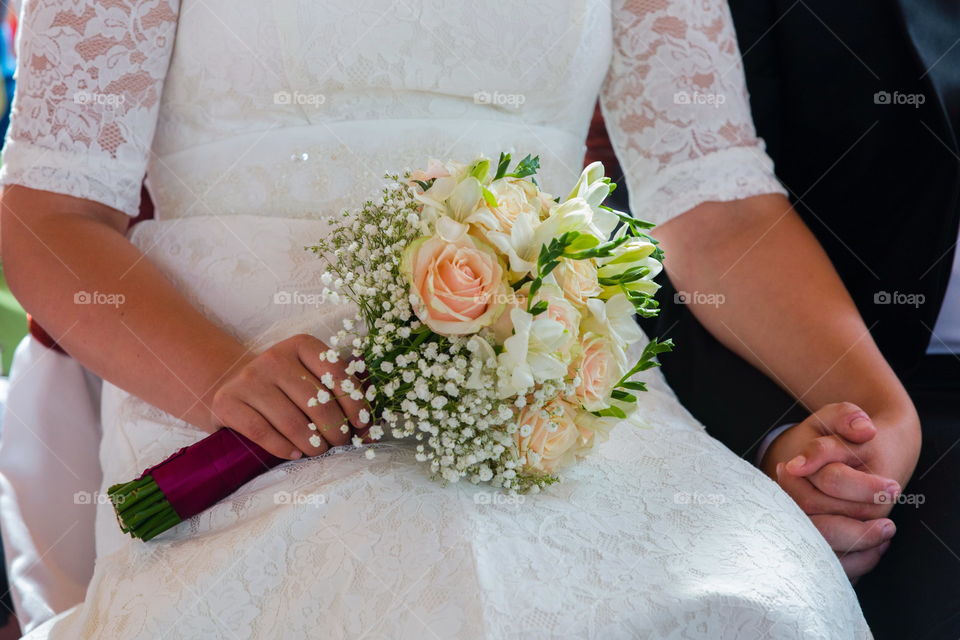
left=565, top=161, right=619, bottom=239
left=496, top=307, right=570, bottom=398
left=486, top=197, right=595, bottom=276
left=597, top=236, right=663, bottom=298
left=413, top=158, right=490, bottom=241
left=583, top=293, right=645, bottom=346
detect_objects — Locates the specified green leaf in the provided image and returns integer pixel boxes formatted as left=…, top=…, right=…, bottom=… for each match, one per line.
left=611, top=390, right=637, bottom=403
left=528, top=278, right=543, bottom=299
left=566, top=233, right=600, bottom=253
left=413, top=179, right=434, bottom=191
left=620, top=381, right=648, bottom=392
left=505, top=154, right=540, bottom=179
left=511, top=275, right=533, bottom=291
left=470, top=159, right=490, bottom=182
left=481, top=186, right=498, bottom=208
left=494, top=152, right=511, bottom=181
left=529, top=300, right=549, bottom=316
left=594, top=405, right=627, bottom=419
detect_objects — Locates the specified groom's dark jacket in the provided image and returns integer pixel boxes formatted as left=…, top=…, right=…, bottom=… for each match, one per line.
left=639, top=0, right=960, bottom=458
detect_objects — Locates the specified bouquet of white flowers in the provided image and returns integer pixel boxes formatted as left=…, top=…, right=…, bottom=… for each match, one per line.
left=310, top=153, right=672, bottom=492
left=108, top=153, right=672, bottom=541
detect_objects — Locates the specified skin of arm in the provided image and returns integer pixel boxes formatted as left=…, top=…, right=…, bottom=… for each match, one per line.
left=652, top=193, right=921, bottom=575
left=652, top=193, right=920, bottom=475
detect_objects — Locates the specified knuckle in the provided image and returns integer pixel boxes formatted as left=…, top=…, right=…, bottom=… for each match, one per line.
left=807, top=437, right=830, bottom=458
left=818, top=467, right=843, bottom=494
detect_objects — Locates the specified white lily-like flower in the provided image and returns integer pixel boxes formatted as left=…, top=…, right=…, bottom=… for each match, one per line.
left=485, top=197, right=596, bottom=276
left=412, top=158, right=491, bottom=242
left=597, top=237, right=663, bottom=298
left=496, top=307, right=570, bottom=398
left=582, top=293, right=645, bottom=347
left=565, top=161, right=619, bottom=239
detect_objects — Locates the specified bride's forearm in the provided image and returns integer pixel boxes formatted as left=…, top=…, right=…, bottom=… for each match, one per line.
left=1, top=186, right=249, bottom=431
left=652, top=194, right=919, bottom=441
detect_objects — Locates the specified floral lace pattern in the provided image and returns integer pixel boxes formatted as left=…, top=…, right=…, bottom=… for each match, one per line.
left=601, top=0, right=785, bottom=223
left=2, top=0, right=179, bottom=215
left=4, top=1, right=864, bottom=639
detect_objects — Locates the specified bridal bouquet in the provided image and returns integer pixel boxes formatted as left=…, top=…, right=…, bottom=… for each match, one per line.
left=109, top=153, right=671, bottom=540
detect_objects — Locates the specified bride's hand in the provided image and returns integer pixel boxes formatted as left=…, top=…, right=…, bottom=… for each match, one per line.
left=208, top=334, right=367, bottom=460
left=760, top=403, right=903, bottom=577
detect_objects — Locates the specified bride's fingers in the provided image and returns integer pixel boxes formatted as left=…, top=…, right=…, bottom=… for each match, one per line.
left=296, top=338, right=368, bottom=428
left=806, top=402, right=877, bottom=444
left=837, top=540, right=891, bottom=579
left=246, top=385, right=325, bottom=457
left=214, top=400, right=303, bottom=461
left=776, top=464, right=887, bottom=520
left=809, top=514, right=896, bottom=554
left=806, top=462, right=900, bottom=503
left=277, top=367, right=351, bottom=448
left=782, top=435, right=864, bottom=477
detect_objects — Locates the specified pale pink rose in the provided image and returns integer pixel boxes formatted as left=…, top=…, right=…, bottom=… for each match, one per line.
left=408, top=159, right=451, bottom=185
left=515, top=399, right=584, bottom=474
left=402, top=234, right=507, bottom=335
left=553, top=258, right=602, bottom=306
left=573, top=332, right=625, bottom=412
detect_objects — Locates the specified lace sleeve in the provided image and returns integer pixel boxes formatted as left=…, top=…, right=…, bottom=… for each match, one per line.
left=600, top=0, right=786, bottom=225
left=0, top=0, right=179, bottom=217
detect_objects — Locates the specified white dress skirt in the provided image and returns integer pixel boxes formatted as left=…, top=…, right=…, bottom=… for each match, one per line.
left=0, top=0, right=871, bottom=637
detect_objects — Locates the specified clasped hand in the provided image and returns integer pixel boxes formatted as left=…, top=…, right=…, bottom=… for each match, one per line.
left=761, top=402, right=920, bottom=578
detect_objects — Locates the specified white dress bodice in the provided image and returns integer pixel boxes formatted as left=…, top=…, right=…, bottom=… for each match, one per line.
left=1, top=3, right=874, bottom=639
left=2, top=0, right=784, bottom=226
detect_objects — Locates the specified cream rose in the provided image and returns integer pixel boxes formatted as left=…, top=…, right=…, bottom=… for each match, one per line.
left=402, top=234, right=508, bottom=335
left=573, top=331, right=626, bottom=412
left=471, top=178, right=539, bottom=235
left=515, top=399, right=584, bottom=474
left=553, top=258, right=602, bottom=306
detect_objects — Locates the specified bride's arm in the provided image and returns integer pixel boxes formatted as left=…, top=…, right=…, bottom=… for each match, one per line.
left=652, top=195, right=920, bottom=482
left=600, top=0, right=919, bottom=575
left=0, top=0, right=361, bottom=459
left=2, top=186, right=246, bottom=430
left=1, top=186, right=365, bottom=460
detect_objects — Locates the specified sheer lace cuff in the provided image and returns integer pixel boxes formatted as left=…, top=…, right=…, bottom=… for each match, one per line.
left=0, top=139, right=144, bottom=216
left=625, top=145, right=787, bottom=226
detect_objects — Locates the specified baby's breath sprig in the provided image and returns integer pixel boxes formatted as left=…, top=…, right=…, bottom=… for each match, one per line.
left=308, top=173, right=553, bottom=492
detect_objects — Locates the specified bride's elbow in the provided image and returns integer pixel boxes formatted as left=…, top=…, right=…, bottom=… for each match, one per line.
left=0, top=185, right=128, bottom=302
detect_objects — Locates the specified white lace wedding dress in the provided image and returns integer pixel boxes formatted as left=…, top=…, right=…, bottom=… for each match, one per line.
left=3, top=0, right=871, bottom=637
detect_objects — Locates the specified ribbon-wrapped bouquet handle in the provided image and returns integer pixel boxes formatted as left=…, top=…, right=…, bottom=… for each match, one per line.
left=108, top=429, right=285, bottom=541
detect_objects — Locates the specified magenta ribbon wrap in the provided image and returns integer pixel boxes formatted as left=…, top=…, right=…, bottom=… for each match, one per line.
left=141, top=428, right=286, bottom=520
